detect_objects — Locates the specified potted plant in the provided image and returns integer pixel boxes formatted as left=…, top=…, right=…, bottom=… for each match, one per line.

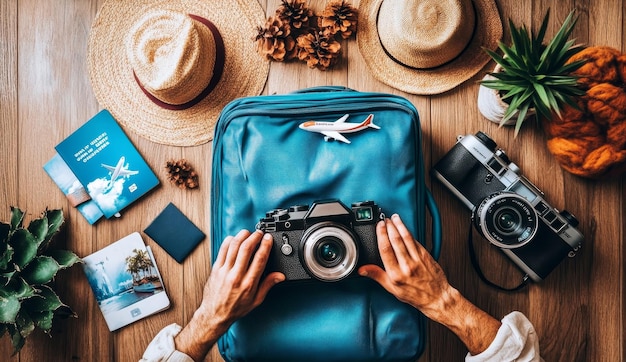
left=0, top=207, right=81, bottom=354
left=477, top=9, right=586, bottom=136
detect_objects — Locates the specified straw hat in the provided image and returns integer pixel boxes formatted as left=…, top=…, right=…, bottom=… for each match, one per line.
left=357, top=0, right=502, bottom=95
left=87, top=0, right=269, bottom=146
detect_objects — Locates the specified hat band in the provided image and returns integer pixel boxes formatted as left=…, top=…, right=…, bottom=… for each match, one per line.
left=132, top=14, right=225, bottom=111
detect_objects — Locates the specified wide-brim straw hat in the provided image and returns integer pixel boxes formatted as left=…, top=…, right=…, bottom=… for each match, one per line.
left=357, top=0, right=502, bottom=95
left=87, top=0, right=269, bottom=146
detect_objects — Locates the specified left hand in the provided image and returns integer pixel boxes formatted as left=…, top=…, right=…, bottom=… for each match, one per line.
left=174, top=230, right=284, bottom=360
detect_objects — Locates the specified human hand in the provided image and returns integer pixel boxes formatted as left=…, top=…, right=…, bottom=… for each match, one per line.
left=358, top=215, right=502, bottom=355
left=358, top=214, right=452, bottom=319
left=175, top=230, right=284, bottom=360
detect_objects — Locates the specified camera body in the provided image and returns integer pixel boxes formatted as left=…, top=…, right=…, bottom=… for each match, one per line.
left=432, top=132, right=583, bottom=282
left=256, top=199, right=384, bottom=282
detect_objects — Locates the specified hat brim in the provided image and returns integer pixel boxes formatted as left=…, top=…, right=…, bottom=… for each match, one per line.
left=357, top=0, right=502, bottom=95
left=87, top=0, right=269, bottom=146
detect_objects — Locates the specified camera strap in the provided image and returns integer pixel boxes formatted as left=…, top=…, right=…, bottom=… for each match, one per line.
left=467, top=223, right=530, bottom=292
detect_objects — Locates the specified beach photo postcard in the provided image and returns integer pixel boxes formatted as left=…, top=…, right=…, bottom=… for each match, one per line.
left=55, top=109, right=159, bottom=218
left=82, top=232, right=170, bottom=331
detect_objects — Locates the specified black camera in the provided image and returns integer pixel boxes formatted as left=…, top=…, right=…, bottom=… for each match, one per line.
left=432, top=132, right=583, bottom=282
left=256, top=199, right=384, bottom=282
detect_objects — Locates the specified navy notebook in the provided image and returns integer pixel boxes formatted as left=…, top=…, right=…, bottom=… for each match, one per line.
left=144, top=203, right=206, bottom=263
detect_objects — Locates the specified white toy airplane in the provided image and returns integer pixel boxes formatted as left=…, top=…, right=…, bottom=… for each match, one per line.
left=298, top=114, right=379, bottom=144
left=101, top=156, right=138, bottom=187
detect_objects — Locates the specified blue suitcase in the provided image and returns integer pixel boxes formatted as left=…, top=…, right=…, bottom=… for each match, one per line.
left=211, top=87, right=442, bottom=362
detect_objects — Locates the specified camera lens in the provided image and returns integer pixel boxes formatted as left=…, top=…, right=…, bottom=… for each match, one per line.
left=316, top=237, right=346, bottom=267
left=300, top=222, right=359, bottom=281
left=474, top=192, right=538, bottom=249
left=495, top=209, right=521, bottom=233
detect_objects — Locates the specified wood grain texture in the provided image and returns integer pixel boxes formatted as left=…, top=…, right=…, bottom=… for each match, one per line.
left=0, top=0, right=623, bottom=361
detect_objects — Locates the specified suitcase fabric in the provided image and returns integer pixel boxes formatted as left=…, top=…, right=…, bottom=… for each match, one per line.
left=211, top=87, right=442, bottom=362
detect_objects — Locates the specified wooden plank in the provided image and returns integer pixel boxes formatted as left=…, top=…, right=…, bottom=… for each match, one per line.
left=0, top=0, right=18, bottom=357
left=0, top=0, right=624, bottom=361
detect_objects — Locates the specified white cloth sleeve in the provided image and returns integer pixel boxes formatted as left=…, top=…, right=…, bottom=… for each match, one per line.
left=465, top=311, right=543, bottom=362
left=140, top=323, right=194, bottom=362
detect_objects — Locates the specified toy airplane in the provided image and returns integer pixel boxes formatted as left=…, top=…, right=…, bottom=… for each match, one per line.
left=101, top=156, right=139, bottom=187
left=299, top=114, right=379, bottom=144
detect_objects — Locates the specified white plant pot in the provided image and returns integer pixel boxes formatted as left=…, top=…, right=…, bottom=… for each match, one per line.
left=477, top=66, right=535, bottom=126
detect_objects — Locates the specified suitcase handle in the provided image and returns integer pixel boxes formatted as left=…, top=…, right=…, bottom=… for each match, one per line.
left=426, top=188, right=442, bottom=261
left=291, top=86, right=357, bottom=94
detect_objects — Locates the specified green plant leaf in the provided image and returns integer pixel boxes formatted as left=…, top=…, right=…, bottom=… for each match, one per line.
left=9, top=229, right=38, bottom=269
left=0, top=222, right=9, bottom=243
left=46, top=249, right=82, bottom=269
left=43, top=209, right=64, bottom=245
left=0, top=276, right=36, bottom=300
left=15, top=310, right=35, bottom=338
left=0, top=243, right=14, bottom=271
left=30, top=310, right=54, bottom=332
left=10, top=207, right=24, bottom=230
left=0, top=294, right=20, bottom=323
left=21, top=256, right=60, bottom=285
left=23, top=285, right=62, bottom=312
left=7, top=324, right=25, bottom=355
left=27, top=215, right=48, bottom=246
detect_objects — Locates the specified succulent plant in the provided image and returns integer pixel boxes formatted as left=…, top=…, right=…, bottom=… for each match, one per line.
left=0, top=207, right=81, bottom=354
left=480, top=9, right=587, bottom=136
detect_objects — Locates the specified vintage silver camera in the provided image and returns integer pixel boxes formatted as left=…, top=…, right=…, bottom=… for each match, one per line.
left=432, top=132, right=583, bottom=282
left=256, top=199, right=384, bottom=282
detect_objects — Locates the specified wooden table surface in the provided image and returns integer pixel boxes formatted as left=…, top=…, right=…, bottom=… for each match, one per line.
left=1, top=0, right=624, bottom=361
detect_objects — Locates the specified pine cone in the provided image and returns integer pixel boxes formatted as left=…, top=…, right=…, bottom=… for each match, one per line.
left=276, top=0, right=314, bottom=32
left=296, top=30, right=341, bottom=70
left=165, top=159, right=199, bottom=189
left=319, top=0, right=358, bottom=39
left=254, top=16, right=297, bottom=61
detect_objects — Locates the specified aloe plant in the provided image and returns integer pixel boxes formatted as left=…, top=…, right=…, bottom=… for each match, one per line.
left=480, top=9, right=586, bottom=136
left=0, top=207, right=81, bottom=354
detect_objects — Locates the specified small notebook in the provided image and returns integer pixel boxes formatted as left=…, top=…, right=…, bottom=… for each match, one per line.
left=144, top=203, right=206, bottom=263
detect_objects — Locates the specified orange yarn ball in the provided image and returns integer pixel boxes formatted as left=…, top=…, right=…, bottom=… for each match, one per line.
left=544, top=46, right=626, bottom=179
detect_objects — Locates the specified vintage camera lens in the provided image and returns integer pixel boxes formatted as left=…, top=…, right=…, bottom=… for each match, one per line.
left=300, top=222, right=359, bottom=281
left=316, top=237, right=346, bottom=267
left=474, top=192, right=538, bottom=249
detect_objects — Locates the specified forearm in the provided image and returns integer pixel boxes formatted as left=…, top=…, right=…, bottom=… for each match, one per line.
left=420, top=286, right=501, bottom=355
left=173, top=308, right=228, bottom=361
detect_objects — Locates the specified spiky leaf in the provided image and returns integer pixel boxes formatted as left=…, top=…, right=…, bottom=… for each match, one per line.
left=0, top=276, right=36, bottom=299
left=480, top=9, right=586, bottom=137
left=7, top=324, right=25, bottom=355
left=27, top=215, right=48, bottom=246
left=0, top=294, right=20, bottom=323
left=46, top=249, right=82, bottom=269
left=15, top=310, right=35, bottom=338
left=10, top=207, right=24, bottom=230
left=41, top=209, right=64, bottom=250
left=21, top=256, right=60, bottom=285
left=9, top=229, right=38, bottom=269
left=22, top=285, right=62, bottom=312
left=0, top=222, right=9, bottom=243
left=0, top=242, right=14, bottom=271
left=30, top=310, right=54, bottom=332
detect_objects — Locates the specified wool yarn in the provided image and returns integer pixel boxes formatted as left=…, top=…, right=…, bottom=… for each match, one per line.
left=543, top=46, right=626, bottom=179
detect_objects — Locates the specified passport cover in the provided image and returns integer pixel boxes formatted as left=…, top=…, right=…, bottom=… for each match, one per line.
left=55, top=109, right=159, bottom=218
left=144, top=203, right=205, bottom=263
